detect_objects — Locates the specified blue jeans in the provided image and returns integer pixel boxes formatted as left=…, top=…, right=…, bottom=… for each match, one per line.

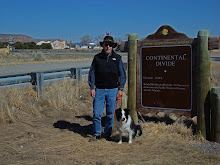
left=93, top=88, right=118, bottom=137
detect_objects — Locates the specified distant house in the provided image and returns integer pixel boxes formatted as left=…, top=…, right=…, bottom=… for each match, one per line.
left=75, top=43, right=95, bottom=50
left=51, top=40, right=68, bottom=49
left=36, top=41, right=51, bottom=46
left=37, top=40, right=69, bottom=49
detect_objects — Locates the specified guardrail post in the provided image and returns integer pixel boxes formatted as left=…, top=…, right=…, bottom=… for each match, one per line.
left=73, top=68, right=83, bottom=85
left=71, top=68, right=82, bottom=85
left=70, top=68, right=81, bottom=85
left=36, top=72, right=45, bottom=100
left=210, top=87, right=220, bottom=143
left=75, top=68, right=79, bottom=85
left=70, top=68, right=76, bottom=78
left=78, top=68, right=82, bottom=85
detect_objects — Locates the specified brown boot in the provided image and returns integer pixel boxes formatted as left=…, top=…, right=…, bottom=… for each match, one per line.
left=88, top=135, right=101, bottom=142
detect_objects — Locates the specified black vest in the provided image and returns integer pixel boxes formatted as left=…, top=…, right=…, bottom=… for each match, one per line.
left=94, top=50, right=121, bottom=89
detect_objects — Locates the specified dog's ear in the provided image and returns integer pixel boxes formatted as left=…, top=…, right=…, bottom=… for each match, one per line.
left=124, top=109, right=130, bottom=118
left=115, top=108, right=122, bottom=121
left=124, top=108, right=130, bottom=113
left=115, top=108, right=121, bottom=115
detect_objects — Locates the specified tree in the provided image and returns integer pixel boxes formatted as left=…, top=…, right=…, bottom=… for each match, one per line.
left=95, top=34, right=105, bottom=46
left=40, top=43, right=52, bottom=49
left=0, top=43, right=4, bottom=48
left=124, top=34, right=129, bottom=41
left=23, top=42, right=37, bottom=49
left=114, top=37, right=123, bottom=44
left=80, top=35, right=93, bottom=43
left=14, top=42, right=24, bottom=49
left=0, top=42, right=9, bottom=48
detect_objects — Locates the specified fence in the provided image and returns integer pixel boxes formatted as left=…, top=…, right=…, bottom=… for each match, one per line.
left=0, top=63, right=127, bottom=99
left=0, top=67, right=90, bottom=99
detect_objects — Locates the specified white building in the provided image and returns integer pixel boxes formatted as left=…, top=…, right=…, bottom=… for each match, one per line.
left=36, top=40, right=69, bottom=49
left=75, top=43, right=95, bottom=50
left=51, top=40, right=68, bottom=49
left=36, top=41, right=51, bottom=46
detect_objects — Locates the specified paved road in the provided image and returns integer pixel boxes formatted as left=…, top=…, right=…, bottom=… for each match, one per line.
left=0, top=57, right=128, bottom=77
left=0, top=51, right=219, bottom=77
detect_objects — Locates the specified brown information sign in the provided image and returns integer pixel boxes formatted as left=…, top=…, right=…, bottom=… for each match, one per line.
left=141, top=45, right=192, bottom=111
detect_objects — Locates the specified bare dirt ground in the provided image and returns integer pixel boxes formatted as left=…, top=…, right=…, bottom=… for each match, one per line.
left=1, top=88, right=220, bottom=165
left=0, top=50, right=220, bottom=165
left=1, top=106, right=220, bottom=165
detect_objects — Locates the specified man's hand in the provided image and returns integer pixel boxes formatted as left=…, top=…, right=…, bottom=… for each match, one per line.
left=90, top=89, right=96, bottom=98
left=117, top=90, right=123, bottom=98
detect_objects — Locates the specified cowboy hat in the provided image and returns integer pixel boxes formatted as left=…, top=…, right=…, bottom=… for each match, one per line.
left=100, top=36, right=117, bottom=48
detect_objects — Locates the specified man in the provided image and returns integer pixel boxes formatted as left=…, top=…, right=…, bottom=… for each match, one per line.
left=88, top=35, right=126, bottom=141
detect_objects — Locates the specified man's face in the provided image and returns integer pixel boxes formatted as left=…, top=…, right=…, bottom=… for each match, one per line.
left=103, top=42, right=113, bottom=55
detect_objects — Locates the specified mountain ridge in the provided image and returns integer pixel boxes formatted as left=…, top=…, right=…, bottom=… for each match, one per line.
left=0, top=33, right=66, bottom=43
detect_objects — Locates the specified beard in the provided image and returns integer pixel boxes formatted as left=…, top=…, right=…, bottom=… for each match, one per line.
left=104, top=48, right=112, bottom=55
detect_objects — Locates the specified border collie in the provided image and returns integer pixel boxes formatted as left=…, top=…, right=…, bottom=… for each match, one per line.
left=115, top=108, right=142, bottom=144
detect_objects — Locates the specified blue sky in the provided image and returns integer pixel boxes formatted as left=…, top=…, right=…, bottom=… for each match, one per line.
left=0, top=0, right=219, bottom=42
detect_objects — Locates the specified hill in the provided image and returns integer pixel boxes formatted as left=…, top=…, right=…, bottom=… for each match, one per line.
left=0, top=33, right=66, bottom=43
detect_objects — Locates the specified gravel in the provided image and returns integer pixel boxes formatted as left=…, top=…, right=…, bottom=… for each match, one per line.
left=196, top=142, right=220, bottom=155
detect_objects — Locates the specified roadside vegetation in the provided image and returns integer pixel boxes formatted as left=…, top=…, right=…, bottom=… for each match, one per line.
left=0, top=48, right=126, bottom=66
left=0, top=50, right=97, bottom=66
left=0, top=74, right=220, bottom=164
left=0, top=41, right=52, bottom=49
left=0, top=50, right=219, bottom=164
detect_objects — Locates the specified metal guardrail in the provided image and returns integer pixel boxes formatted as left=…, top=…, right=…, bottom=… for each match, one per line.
left=0, top=63, right=127, bottom=99
left=0, top=74, right=32, bottom=87
left=0, top=67, right=91, bottom=99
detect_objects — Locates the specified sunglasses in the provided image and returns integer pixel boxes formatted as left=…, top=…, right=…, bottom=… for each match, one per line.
left=104, top=43, right=113, bottom=47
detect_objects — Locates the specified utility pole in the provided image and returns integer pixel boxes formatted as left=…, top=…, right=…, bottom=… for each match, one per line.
left=70, top=32, right=72, bottom=49
left=9, top=37, right=14, bottom=55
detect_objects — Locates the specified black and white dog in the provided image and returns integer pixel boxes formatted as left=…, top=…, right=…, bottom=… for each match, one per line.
left=115, top=108, right=142, bottom=144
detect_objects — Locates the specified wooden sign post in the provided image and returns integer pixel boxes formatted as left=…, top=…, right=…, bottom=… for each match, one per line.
left=128, top=34, right=138, bottom=124
left=136, top=25, right=195, bottom=117
left=124, top=25, right=219, bottom=140
left=197, top=30, right=211, bottom=139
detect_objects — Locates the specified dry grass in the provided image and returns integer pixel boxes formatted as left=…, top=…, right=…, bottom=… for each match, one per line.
left=0, top=77, right=220, bottom=164
left=0, top=53, right=34, bottom=65
left=0, top=52, right=94, bottom=66
left=211, top=49, right=220, bottom=87
left=211, top=62, right=220, bottom=87
left=0, top=50, right=220, bottom=164
left=0, top=79, right=90, bottom=124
